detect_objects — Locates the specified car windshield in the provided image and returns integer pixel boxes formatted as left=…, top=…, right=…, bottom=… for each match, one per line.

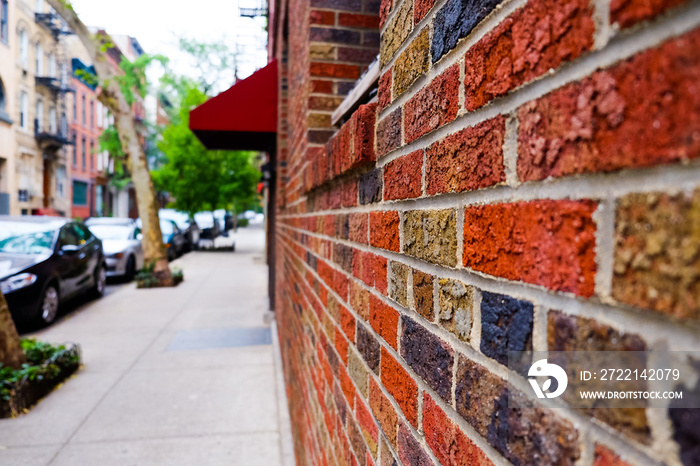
left=0, top=222, right=57, bottom=255
left=89, top=224, right=133, bottom=240
left=194, top=213, right=214, bottom=228
left=160, top=211, right=189, bottom=230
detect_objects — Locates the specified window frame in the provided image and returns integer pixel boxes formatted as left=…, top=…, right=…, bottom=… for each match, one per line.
left=0, top=0, right=8, bottom=45
left=19, top=91, right=28, bottom=129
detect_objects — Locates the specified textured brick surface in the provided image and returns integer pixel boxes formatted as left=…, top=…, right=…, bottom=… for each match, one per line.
left=378, top=69, right=392, bottom=110
left=414, top=0, right=435, bottom=24
left=380, top=0, right=413, bottom=67
left=380, top=348, right=419, bottom=427
left=393, top=28, right=430, bottom=97
left=613, top=189, right=700, bottom=320
left=388, top=261, right=410, bottom=307
left=404, top=209, right=459, bottom=267
left=438, top=279, right=473, bottom=341
left=376, top=108, right=402, bottom=157
left=401, top=316, right=454, bottom=401
left=670, top=384, right=700, bottom=466
left=370, top=211, right=401, bottom=252
left=426, top=116, right=506, bottom=195
left=384, top=150, right=423, bottom=200
left=370, top=377, right=399, bottom=448
left=404, top=65, right=460, bottom=143
left=431, top=0, right=505, bottom=62
left=463, top=200, right=598, bottom=296
left=518, top=29, right=700, bottom=181
left=360, top=169, right=383, bottom=205
left=455, top=355, right=506, bottom=437
left=357, top=323, right=381, bottom=373
left=369, top=295, right=400, bottom=349
left=480, top=292, right=533, bottom=365
left=610, top=0, right=688, bottom=28
left=422, top=394, right=493, bottom=465
left=593, top=444, right=633, bottom=466
left=548, top=310, right=646, bottom=352
left=463, top=0, right=594, bottom=111
left=412, top=269, right=435, bottom=321
left=397, top=423, right=434, bottom=466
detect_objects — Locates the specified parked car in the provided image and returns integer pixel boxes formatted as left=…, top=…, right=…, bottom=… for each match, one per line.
left=0, top=216, right=106, bottom=326
left=85, top=218, right=144, bottom=281
left=160, top=219, right=187, bottom=260
left=160, top=209, right=200, bottom=251
left=194, top=212, right=221, bottom=240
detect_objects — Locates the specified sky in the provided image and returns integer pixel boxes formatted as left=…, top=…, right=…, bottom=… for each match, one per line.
left=69, top=0, right=268, bottom=91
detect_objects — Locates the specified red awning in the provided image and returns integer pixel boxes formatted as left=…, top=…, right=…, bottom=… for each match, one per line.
left=190, top=60, right=278, bottom=152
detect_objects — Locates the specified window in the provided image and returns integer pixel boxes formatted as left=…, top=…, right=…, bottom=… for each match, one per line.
left=49, top=107, right=56, bottom=133
left=89, top=140, right=93, bottom=170
left=81, top=95, right=85, bottom=125
left=35, top=99, right=43, bottom=132
left=19, top=30, right=28, bottom=67
left=19, top=92, right=28, bottom=128
left=90, top=100, right=94, bottom=129
left=56, top=166, right=66, bottom=198
left=72, top=181, right=87, bottom=206
left=81, top=137, right=86, bottom=169
left=35, top=42, right=42, bottom=75
left=72, top=139, right=77, bottom=165
left=0, top=78, right=6, bottom=116
left=97, top=101, right=103, bottom=127
left=73, top=94, right=77, bottom=121
left=35, top=0, right=42, bottom=12
left=48, top=53, right=56, bottom=78
left=0, top=0, right=8, bottom=44
left=59, top=223, right=81, bottom=246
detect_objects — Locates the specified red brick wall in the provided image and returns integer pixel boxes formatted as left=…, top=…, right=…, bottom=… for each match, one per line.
left=274, top=0, right=700, bottom=464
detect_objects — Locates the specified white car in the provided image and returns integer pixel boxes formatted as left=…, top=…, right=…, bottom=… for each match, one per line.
left=85, top=218, right=144, bottom=280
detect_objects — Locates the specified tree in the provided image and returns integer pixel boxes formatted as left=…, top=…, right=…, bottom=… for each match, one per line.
left=0, top=291, right=25, bottom=369
left=47, top=0, right=173, bottom=285
left=176, top=37, right=236, bottom=95
left=152, top=81, right=260, bottom=217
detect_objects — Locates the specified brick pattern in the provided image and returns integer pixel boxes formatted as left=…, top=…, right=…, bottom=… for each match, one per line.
left=274, top=0, right=700, bottom=463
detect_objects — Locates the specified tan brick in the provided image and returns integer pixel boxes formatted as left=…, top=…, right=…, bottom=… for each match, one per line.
left=389, top=261, right=409, bottom=307
left=349, top=347, right=369, bottom=398
left=310, top=44, right=336, bottom=60
left=438, top=278, right=473, bottom=341
left=380, top=0, right=413, bottom=67
left=393, top=27, right=429, bottom=97
left=403, top=210, right=458, bottom=266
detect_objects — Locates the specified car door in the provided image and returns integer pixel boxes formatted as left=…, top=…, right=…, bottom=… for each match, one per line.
left=73, top=223, right=100, bottom=291
left=55, top=225, right=82, bottom=298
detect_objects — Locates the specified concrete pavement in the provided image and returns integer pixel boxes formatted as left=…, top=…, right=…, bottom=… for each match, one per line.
left=0, top=226, right=294, bottom=466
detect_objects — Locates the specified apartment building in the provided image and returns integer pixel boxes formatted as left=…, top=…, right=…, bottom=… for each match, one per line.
left=0, top=0, right=16, bottom=214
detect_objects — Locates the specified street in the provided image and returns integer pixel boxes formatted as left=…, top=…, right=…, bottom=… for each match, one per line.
left=0, top=226, right=293, bottom=466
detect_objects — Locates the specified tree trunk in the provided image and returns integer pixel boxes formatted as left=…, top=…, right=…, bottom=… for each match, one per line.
left=47, top=0, right=172, bottom=285
left=0, top=291, right=25, bottom=370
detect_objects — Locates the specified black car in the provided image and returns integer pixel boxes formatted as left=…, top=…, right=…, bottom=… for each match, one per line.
left=194, top=212, right=221, bottom=240
left=160, top=209, right=200, bottom=252
left=0, top=216, right=106, bottom=326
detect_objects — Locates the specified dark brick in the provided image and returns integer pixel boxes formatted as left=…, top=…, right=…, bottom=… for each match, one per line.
left=670, top=376, right=700, bottom=466
left=338, top=81, right=356, bottom=95
left=548, top=310, right=646, bottom=352
left=338, top=47, right=381, bottom=64
left=398, top=423, right=433, bottom=466
left=377, top=108, right=402, bottom=157
left=480, top=292, right=533, bottom=366
left=311, top=0, right=362, bottom=11
left=363, top=31, right=380, bottom=48
left=311, top=27, right=362, bottom=45
left=359, top=169, right=383, bottom=204
left=400, top=316, right=453, bottom=401
left=455, top=355, right=507, bottom=437
left=357, top=323, right=381, bottom=373
left=431, top=0, right=505, bottom=62
left=412, top=269, right=434, bottom=321
left=334, top=243, right=355, bottom=273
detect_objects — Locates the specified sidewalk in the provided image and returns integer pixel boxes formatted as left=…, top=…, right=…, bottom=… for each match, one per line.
left=0, top=226, right=294, bottom=466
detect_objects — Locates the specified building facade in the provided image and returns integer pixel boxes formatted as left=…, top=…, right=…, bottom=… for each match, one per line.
left=0, top=0, right=16, bottom=215
left=13, top=0, right=72, bottom=216
left=264, top=0, right=700, bottom=464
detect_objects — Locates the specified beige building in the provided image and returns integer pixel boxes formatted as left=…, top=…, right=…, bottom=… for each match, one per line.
left=0, top=0, right=15, bottom=214
left=13, top=0, right=71, bottom=216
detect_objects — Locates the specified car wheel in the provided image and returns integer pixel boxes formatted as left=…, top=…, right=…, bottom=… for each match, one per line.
left=38, top=283, right=60, bottom=325
left=92, top=263, right=107, bottom=298
left=125, top=256, right=136, bottom=282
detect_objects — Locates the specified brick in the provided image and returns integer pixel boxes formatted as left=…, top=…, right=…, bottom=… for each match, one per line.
left=379, top=0, right=392, bottom=28
left=437, top=279, right=473, bottom=341
left=335, top=380, right=350, bottom=423
left=404, top=65, right=459, bottom=143
left=378, top=69, right=392, bottom=110
left=310, top=95, right=347, bottom=111
left=380, top=0, right=413, bottom=67
left=518, top=29, right=700, bottom=181
left=369, top=378, right=399, bottom=448
left=610, top=0, right=688, bottom=28
left=400, top=316, right=453, bottom=401
left=464, top=0, right=594, bottom=111
left=548, top=310, right=646, bottom=352
left=364, top=31, right=380, bottom=47
left=370, top=211, right=400, bottom=252
left=339, top=12, right=380, bottom=28
left=348, top=416, right=369, bottom=466
left=334, top=243, right=354, bottom=273
left=349, top=213, right=369, bottom=244
left=376, top=108, right=402, bottom=157
left=311, top=62, right=362, bottom=79
left=311, top=44, right=337, bottom=60
left=311, top=10, right=336, bottom=24
left=380, top=348, right=419, bottom=427
left=593, top=445, right=633, bottom=466
left=480, top=292, right=533, bottom=365
left=431, top=0, right=504, bottom=62
left=340, top=364, right=357, bottom=408
left=613, top=189, right=700, bottom=320
left=369, top=295, right=399, bottom=349
left=422, top=394, right=493, bottom=466
left=359, top=169, right=383, bottom=204
left=388, top=261, right=409, bottom=307
left=311, top=79, right=334, bottom=94
left=454, top=355, right=507, bottom=437
left=336, top=328, right=350, bottom=364
left=426, top=116, right=505, bottom=195
left=353, top=252, right=388, bottom=294
left=338, top=47, right=381, bottom=64
left=403, top=209, right=458, bottom=267
left=670, top=386, right=700, bottom=466
left=463, top=200, right=598, bottom=297
left=412, top=269, right=434, bottom=321
left=340, top=305, right=357, bottom=341
left=308, top=112, right=332, bottom=127
left=357, top=323, right=381, bottom=373
left=312, top=0, right=362, bottom=10
left=349, top=347, right=369, bottom=398
left=311, top=28, right=362, bottom=46
left=397, top=423, right=433, bottom=466
left=357, top=397, right=380, bottom=456
left=414, top=0, right=435, bottom=23
left=393, top=28, right=430, bottom=97
left=384, top=150, right=423, bottom=200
